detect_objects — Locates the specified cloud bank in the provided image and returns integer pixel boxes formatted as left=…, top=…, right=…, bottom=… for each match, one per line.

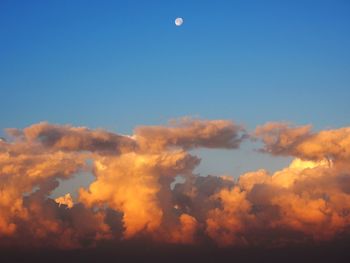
left=1, top=118, right=350, bottom=249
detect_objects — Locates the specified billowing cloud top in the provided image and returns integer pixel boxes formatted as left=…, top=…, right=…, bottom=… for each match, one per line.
left=1, top=118, right=350, bottom=249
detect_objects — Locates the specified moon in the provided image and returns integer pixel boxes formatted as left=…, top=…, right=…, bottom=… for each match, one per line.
left=175, top=17, right=184, bottom=26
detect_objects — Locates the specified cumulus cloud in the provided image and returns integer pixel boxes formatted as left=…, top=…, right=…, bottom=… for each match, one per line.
left=1, top=119, right=350, bottom=249
left=255, top=122, right=350, bottom=161
left=7, top=122, right=137, bottom=154
left=55, top=193, right=74, bottom=208
left=135, top=118, right=245, bottom=151
left=79, top=151, right=200, bottom=238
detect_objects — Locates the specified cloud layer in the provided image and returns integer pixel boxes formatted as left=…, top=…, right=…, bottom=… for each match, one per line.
left=1, top=118, right=350, bottom=249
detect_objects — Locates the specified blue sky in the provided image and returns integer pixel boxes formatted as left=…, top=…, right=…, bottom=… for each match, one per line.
left=1, top=0, right=350, bottom=186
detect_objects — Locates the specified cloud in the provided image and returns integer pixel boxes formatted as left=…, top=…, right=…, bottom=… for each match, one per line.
left=255, top=122, right=350, bottom=161
left=1, top=119, right=350, bottom=249
left=135, top=118, right=245, bottom=151
left=0, top=139, right=85, bottom=239
left=7, top=122, right=137, bottom=155
left=79, top=151, right=200, bottom=238
left=55, top=193, right=74, bottom=208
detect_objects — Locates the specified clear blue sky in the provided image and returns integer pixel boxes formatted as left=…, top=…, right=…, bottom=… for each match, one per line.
left=1, top=0, right=350, bottom=187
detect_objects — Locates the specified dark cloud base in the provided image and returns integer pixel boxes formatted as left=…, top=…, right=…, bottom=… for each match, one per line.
left=1, top=241, right=350, bottom=263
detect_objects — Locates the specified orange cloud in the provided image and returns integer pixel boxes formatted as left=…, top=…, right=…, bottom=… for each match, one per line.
left=135, top=118, right=245, bottom=152
left=1, top=119, right=350, bottom=249
left=7, top=122, right=136, bottom=154
left=79, top=151, right=199, bottom=238
left=255, top=122, right=350, bottom=161
left=55, top=193, right=74, bottom=208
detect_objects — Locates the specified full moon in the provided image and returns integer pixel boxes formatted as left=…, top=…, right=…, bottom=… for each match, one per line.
left=175, top=17, right=184, bottom=26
